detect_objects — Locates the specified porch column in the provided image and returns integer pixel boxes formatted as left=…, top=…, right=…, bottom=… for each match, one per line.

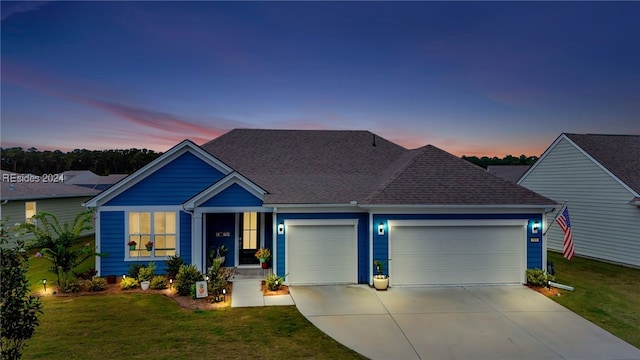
left=192, top=211, right=204, bottom=272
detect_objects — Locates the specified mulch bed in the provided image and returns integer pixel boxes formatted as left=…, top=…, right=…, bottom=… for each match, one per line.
left=527, top=284, right=562, bottom=297
left=36, top=279, right=233, bottom=310
left=261, top=280, right=289, bottom=296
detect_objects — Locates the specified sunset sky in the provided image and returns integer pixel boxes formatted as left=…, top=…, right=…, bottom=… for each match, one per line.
left=2, top=1, right=638, bottom=157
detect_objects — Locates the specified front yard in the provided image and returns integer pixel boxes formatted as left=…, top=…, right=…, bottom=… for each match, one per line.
left=547, top=251, right=640, bottom=348
left=22, top=295, right=364, bottom=359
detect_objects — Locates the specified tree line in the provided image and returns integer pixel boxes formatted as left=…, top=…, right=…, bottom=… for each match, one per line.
left=462, top=154, right=538, bottom=169
left=1, top=146, right=537, bottom=176
left=1, top=147, right=163, bottom=176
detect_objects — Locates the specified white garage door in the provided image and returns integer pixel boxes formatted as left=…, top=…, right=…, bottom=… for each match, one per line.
left=286, top=220, right=357, bottom=285
left=390, top=220, right=525, bottom=286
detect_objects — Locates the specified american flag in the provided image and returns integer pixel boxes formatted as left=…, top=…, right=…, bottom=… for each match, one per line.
left=555, top=206, right=574, bottom=260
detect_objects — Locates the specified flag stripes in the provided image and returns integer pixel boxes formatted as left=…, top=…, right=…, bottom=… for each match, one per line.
left=555, top=207, right=574, bottom=260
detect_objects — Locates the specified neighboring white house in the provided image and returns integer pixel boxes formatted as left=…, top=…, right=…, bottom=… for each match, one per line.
left=518, top=133, right=640, bottom=267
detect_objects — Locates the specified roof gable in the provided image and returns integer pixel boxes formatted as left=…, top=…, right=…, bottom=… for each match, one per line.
left=84, top=140, right=232, bottom=207
left=520, top=133, right=640, bottom=196
left=183, top=172, right=266, bottom=210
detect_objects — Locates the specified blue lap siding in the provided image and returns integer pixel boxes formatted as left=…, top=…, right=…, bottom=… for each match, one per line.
left=105, top=152, right=224, bottom=206
left=200, top=184, right=262, bottom=207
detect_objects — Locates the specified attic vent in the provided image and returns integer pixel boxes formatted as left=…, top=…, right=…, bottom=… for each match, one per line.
left=372, top=134, right=376, bottom=147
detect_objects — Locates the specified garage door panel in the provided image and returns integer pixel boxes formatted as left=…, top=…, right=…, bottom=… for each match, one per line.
left=287, top=224, right=356, bottom=285
left=391, top=225, right=523, bottom=286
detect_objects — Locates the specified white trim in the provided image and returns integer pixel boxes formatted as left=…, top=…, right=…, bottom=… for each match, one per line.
left=123, top=210, right=180, bottom=262
left=273, top=209, right=278, bottom=274
left=193, top=212, right=203, bottom=271
left=183, top=172, right=267, bottom=210
left=388, top=219, right=527, bottom=286
left=195, top=206, right=273, bottom=213
left=368, top=212, right=374, bottom=286
left=388, top=219, right=528, bottom=227
left=84, top=140, right=233, bottom=208
left=285, top=219, right=359, bottom=285
left=94, top=211, right=101, bottom=276
left=97, top=205, right=184, bottom=212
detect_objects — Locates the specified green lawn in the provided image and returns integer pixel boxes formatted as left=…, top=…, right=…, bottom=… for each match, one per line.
left=547, top=251, right=640, bottom=348
left=23, top=296, right=364, bottom=359
left=21, top=237, right=365, bottom=359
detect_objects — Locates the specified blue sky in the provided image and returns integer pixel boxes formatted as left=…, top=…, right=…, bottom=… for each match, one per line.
left=2, top=1, right=638, bottom=156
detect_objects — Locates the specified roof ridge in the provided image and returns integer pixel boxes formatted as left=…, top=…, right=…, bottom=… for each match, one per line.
left=365, top=147, right=426, bottom=203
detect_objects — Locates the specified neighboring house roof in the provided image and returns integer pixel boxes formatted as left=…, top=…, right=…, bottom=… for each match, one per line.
left=1, top=170, right=100, bottom=201
left=201, top=129, right=556, bottom=207
left=487, top=165, right=531, bottom=183
left=563, top=133, right=640, bottom=194
left=63, top=170, right=128, bottom=190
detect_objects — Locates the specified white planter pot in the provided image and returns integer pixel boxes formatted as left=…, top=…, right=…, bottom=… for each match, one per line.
left=140, top=281, right=150, bottom=291
left=373, top=275, right=389, bottom=290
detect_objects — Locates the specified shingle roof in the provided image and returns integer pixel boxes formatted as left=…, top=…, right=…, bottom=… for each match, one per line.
left=487, top=165, right=531, bottom=183
left=565, top=134, right=640, bottom=194
left=1, top=171, right=100, bottom=201
left=201, top=129, right=407, bottom=204
left=366, top=146, right=554, bottom=205
left=201, top=129, right=556, bottom=207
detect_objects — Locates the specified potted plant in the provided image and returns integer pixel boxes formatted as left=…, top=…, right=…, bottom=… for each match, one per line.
left=145, top=240, right=153, bottom=251
left=138, top=262, right=156, bottom=290
left=128, top=240, right=137, bottom=250
left=255, top=248, right=271, bottom=269
left=215, top=245, right=228, bottom=263
left=373, top=260, right=389, bottom=290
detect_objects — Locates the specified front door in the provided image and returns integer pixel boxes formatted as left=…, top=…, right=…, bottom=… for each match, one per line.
left=239, top=212, right=260, bottom=265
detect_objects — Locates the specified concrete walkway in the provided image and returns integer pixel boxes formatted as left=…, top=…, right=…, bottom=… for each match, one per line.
left=230, top=279, right=294, bottom=307
left=290, top=285, right=640, bottom=360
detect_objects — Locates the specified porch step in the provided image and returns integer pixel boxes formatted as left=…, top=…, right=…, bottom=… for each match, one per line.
left=232, top=267, right=272, bottom=280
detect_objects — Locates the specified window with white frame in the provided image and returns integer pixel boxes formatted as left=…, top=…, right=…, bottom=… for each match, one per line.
left=128, top=211, right=176, bottom=259
left=25, top=201, right=37, bottom=224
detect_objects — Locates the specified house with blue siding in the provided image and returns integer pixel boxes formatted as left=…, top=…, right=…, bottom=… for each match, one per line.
left=85, top=129, right=557, bottom=286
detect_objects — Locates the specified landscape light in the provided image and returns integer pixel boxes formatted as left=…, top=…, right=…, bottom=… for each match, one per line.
left=43, top=279, right=47, bottom=292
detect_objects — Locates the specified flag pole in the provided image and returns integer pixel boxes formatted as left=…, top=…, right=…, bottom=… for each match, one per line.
left=543, top=200, right=568, bottom=236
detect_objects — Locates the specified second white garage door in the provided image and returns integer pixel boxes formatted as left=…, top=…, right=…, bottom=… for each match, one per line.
left=286, top=219, right=358, bottom=285
left=389, top=220, right=526, bottom=286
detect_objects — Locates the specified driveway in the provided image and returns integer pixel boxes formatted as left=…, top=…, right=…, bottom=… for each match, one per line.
left=289, top=285, right=640, bottom=360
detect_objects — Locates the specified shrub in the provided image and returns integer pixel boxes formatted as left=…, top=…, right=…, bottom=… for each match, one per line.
left=150, top=276, right=167, bottom=290
left=62, top=280, right=80, bottom=293
left=206, top=259, right=234, bottom=298
left=526, top=268, right=555, bottom=287
left=175, top=264, right=203, bottom=296
left=87, top=277, right=107, bottom=291
left=265, top=273, right=285, bottom=291
left=74, top=267, right=98, bottom=280
left=165, top=254, right=184, bottom=279
left=120, top=277, right=138, bottom=290
left=128, top=263, right=144, bottom=280
left=138, top=262, right=156, bottom=282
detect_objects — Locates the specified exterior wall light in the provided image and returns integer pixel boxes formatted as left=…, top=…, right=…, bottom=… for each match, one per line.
left=278, top=222, right=284, bottom=235
left=378, top=222, right=385, bottom=236
left=532, top=221, right=540, bottom=234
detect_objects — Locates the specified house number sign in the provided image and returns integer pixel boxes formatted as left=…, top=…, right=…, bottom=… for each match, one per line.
left=215, top=232, right=231, bottom=238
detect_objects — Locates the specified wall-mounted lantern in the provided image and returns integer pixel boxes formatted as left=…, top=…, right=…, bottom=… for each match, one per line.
left=532, top=221, right=540, bottom=234
left=378, top=222, right=385, bottom=236
left=278, top=222, right=285, bottom=235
